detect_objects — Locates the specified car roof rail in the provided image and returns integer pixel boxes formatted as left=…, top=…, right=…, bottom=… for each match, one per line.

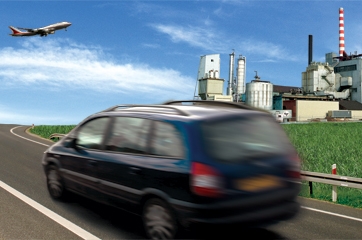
left=101, top=104, right=190, bottom=116
left=163, top=100, right=257, bottom=110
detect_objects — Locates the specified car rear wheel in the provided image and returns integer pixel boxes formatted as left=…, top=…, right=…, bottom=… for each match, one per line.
left=142, top=198, right=177, bottom=240
left=46, top=165, right=67, bottom=200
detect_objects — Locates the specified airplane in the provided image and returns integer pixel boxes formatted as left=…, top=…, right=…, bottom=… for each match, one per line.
left=8, top=22, right=72, bottom=37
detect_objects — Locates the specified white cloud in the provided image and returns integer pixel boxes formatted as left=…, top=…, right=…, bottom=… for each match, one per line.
left=151, top=24, right=298, bottom=62
left=0, top=38, right=194, bottom=99
left=152, top=24, right=222, bottom=51
left=142, top=43, right=160, bottom=48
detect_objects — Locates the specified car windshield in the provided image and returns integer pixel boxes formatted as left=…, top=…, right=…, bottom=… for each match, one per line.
left=201, top=115, right=292, bottom=162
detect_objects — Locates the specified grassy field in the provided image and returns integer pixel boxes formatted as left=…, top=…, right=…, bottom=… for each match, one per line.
left=281, top=122, right=362, bottom=208
left=29, top=125, right=77, bottom=142
left=282, top=122, right=362, bottom=177
left=30, top=122, right=362, bottom=208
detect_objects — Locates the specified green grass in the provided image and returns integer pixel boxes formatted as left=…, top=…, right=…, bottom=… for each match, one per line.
left=282, top=122, right=362, bottom=208
left=29, top=125, right=76, bottom=142
left=282, top=122, right=362, bottom=177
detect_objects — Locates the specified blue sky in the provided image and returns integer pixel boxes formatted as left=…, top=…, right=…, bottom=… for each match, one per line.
left=1, top=0, right=362, bottom=125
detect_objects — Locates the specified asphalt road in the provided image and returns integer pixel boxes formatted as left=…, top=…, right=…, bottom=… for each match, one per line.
left=1, top=124, right=362, bottom=239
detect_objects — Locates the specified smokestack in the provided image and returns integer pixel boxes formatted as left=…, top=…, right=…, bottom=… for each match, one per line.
left=339, top=7, right=345, bottom=56
left=227, top=51, right=235, bottom=96
left=308, top=35, right=313, bottom=65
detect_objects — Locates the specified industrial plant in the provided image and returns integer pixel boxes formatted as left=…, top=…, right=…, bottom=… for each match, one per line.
left=194, top=7, right=362, bottom=122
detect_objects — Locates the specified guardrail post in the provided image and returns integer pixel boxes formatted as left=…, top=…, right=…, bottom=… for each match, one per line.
left=332, top=164, right=337, bottom=202
left=309, top=181, right=313, bottom=195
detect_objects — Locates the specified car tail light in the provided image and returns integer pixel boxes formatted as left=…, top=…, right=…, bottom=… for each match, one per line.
left=191, top=162, right=224, bottom=198
left=288, top=153, right=301, bottom=179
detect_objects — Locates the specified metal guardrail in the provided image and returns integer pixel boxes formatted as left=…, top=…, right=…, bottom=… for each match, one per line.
left=49, top=133, right=66, bottom=139
left=301, top=170, right=362, bottom=200
left=281, top=121, right=362, bottom=125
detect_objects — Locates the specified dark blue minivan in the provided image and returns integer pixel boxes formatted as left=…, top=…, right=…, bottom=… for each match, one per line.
left=42, top=100, right=301, bottom=239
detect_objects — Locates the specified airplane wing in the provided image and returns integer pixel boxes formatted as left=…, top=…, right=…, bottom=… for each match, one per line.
left=17, top=27, right=31, bottom=30
left=17, top=27, right=37, bottom=32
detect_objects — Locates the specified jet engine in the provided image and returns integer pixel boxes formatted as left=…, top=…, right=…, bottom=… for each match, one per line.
left=40, top=29, right=50, bottom=37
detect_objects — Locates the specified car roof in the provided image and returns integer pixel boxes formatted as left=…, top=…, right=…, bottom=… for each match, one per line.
left=91, top=100, right=270, bottom=121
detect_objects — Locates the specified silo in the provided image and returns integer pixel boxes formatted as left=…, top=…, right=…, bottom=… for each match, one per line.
left=245, top=73, right=273, bottom=110
left=236, top=55, right=246, bottom=95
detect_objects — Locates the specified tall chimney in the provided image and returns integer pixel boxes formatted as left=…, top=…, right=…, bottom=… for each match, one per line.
left=227, top=51, right=235, bottom=96
left=339, top=7, right=344, bottom=56
left=308, top=35, right=313, bottom=65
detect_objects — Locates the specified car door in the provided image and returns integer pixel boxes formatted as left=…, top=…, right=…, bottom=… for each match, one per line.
left=97, top=116, right=152, bottom=208
left=141, top=120, right=190, bottom=200
left=60, top=117, right=110, bottom=198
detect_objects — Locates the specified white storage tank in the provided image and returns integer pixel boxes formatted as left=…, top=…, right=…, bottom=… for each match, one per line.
left=245, top=74, right=273, bottom=110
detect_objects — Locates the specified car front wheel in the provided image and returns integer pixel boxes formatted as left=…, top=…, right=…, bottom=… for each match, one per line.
left=46, top=165, right=67, bottom=200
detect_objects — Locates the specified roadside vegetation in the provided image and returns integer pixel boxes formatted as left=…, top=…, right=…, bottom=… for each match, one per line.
left=29, top=125, right=76, bottom=142
left=30, top=122, right=362, bottom=208
left=282, top=122, right=362, bottom=208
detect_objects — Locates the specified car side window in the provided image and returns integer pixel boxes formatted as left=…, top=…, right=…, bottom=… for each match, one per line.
left=150, top=121, right=184, bottom=158
left=76, top=117, right=109, bottom=150
left=105, top=117, right=151, bottom=154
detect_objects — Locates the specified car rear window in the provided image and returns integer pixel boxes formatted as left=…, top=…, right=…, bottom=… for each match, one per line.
left=201, top=115, right=293, bottom=162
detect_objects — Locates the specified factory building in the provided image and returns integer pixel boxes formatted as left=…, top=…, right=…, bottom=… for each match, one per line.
left=194, top=7, right=362, bottom=122
left=195, top=54, right=233, bottom=102
left=296, top=7, right=362, bottom=121
left=301, top=8, right=362, bottom=104
left=334, top=58, right=362, bottom=102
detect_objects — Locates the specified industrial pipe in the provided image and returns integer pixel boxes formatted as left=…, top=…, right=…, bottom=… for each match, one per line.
left=308, top=35, right=313, bottom=65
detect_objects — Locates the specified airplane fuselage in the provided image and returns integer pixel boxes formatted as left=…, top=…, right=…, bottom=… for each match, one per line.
left=9, top=22, right=72, bottom=37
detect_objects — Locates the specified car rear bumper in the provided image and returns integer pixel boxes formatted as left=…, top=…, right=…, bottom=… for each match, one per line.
left=170, top=185, right=300, bottom=228
left=190, top=200, right=299, bottom=225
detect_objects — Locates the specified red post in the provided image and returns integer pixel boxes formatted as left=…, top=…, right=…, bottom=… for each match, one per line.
left=332, top=164, right=337, bottom=202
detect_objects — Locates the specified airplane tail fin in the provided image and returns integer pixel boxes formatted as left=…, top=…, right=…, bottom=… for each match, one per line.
left=9, top=26, right=23, bottom=34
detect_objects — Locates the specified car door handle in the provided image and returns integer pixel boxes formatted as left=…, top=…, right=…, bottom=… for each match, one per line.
left=129, top=167, right=141, bottom=175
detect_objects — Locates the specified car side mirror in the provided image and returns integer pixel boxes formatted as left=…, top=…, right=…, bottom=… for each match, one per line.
left=63, top=137, right=77, bottom=148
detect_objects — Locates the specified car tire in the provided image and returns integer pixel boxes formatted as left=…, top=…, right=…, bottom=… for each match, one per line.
left=142, top=198, right=178, bottom=240
left=46, top=165, right=67, bottom=200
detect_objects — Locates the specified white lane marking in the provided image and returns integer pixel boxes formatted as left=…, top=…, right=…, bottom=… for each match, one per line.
left=0, top=180, right=101, bottom=240
left=7, top=126, right=100, bottom=239
left=302, top=206, right=362, bottom=222
left=10, top=126, right=50, bottom=147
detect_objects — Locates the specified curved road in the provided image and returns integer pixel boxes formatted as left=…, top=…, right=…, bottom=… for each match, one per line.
left=1, top=124, right=362, bottom=239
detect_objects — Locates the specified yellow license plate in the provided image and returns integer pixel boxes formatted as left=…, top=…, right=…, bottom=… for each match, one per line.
left=235, top=175, right=284, bottom=192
